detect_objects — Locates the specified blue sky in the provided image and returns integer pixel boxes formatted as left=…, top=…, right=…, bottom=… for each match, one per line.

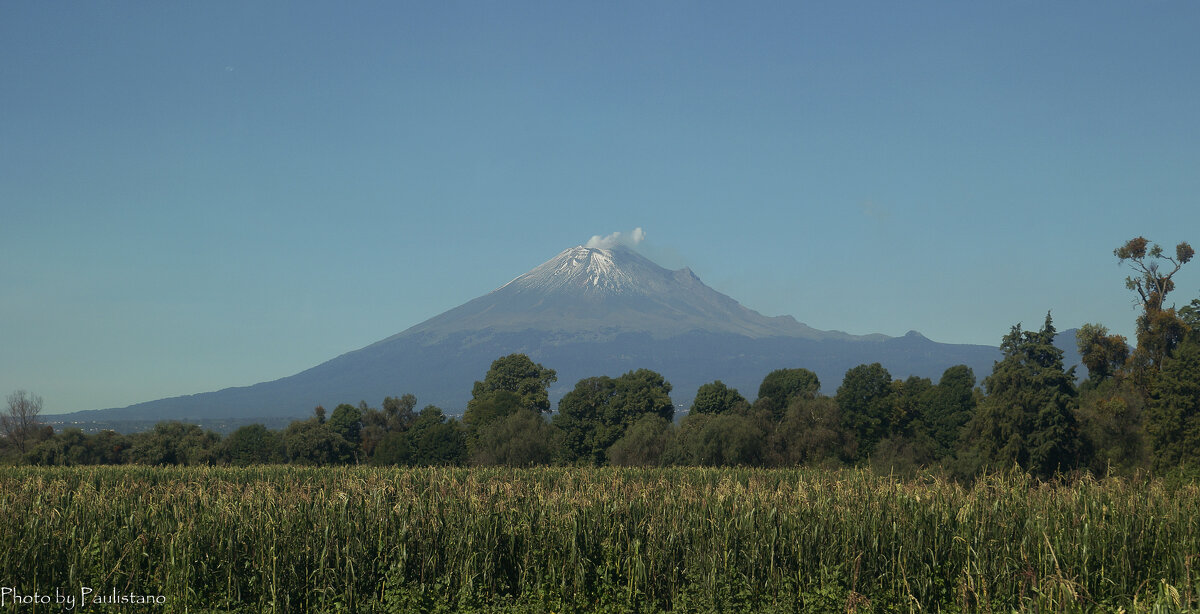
left=3, top=2, right=1198, bottom=413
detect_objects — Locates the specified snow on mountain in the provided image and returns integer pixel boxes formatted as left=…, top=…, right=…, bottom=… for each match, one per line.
left=398, top=245, right=872, bottom=342
left=500, top=246, right=639, bottom=294
left=498, top=245, right=699, bottom=297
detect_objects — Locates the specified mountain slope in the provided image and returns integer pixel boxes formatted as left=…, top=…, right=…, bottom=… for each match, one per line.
left=395, top=246, right=874, bottom=342
left=61, top=245, right=1016, bottom=422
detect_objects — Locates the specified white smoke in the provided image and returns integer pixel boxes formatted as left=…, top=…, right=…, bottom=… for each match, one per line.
left=586, top=227, right=646, bottom=249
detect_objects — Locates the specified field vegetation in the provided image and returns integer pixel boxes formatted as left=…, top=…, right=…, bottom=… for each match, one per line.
left=1, top=465, right=1198, bottom=613
left=2, top=237, right=1200, bottom=611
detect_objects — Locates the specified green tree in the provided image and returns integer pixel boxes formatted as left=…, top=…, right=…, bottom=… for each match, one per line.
left=471, top=410, right=557, bottom=466
left=468, top=354, right=557, bottom=415
left=552, top=376, right=615, bottom=463
left=328, top=403, right=364, bottom=447
left=690, top=380, right=747, bottom=415
left=553, top=369, right=674, bottom=465
left=24, top=429, right=76, bottom=466
left=382, top=394, right=418, bottom=428
left=607, top=415, right=674, bottom=467
left=1115, top=237, right=1194, bottom=384
left=962, top=314, right=1087, bottom=478
left=1075, top=378, right=1149, bottom=475
left=282, top=418, right=355, bottom=465
left=1076, top=323, right=1130, bottom=386
left=26, top=428, right=129, bottom=466
left=836, top=363, right=895, bottom=460
left=1180, top=298, right=1200, bottom=341
left=923, top=365, right=978, bottom=460
left=1146, top=338, right=1200, bottom=471
left=462, top=387, right=522, bottom=460
left=462, top=390, right=523, bottom=431
left=407, top=406, right=467, bottom=466
left=667, top=413, right=765, bottom=466
left=371, top=432, right=412, bottom=466
left=770, top=396, right=854, bottom=466
left=891, top=375, right=933, bottom=435
left=128, top=422, right=222, bottom=466
left=612, top=369, right=674, bottom=421
left=867, top=376, right=939, bottom=475
left=220, top=424, right=285, bottom=466
left=88, top=429, right=131, bottom=464
left=755, top=368, right=821, bottom=420
left=362, top=394, right=418, bottom=459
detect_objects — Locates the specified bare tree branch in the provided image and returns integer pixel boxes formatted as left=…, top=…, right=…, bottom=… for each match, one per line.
left=3, top=390, right=44, bottom=454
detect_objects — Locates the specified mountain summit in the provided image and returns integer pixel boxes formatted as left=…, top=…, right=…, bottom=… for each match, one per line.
left=507, top=245, right=656, bottom=295
left=403, top=245, right=851, bottom=341
left=63, top=244, right=1002, bottom=422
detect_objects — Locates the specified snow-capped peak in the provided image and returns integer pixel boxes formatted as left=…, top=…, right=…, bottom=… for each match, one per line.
left=406, top=242, right=868, bottom=341
left=500, top=246, right=644, bottom=295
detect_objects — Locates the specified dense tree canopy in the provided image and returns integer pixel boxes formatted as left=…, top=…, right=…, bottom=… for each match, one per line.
left=406, top=406, right=468, bottom=466
left=129, top=422, right=221, bottom=466
left=922, top=365, right=977, bottom=460
left=328, top=403, right=364, bottom=447
left=25, top=428, right=130, bottom=466
left=553, top=376, right=614, bottom=464
left=371, top=431, right=412, bottom=466
left=472, top=409, right=557, bottom=466
left=1076, top=323, right=1130, bottom=385
left=690, top=380, right=747, bottom=415
left=1075, top=378, right=1149, bottom=475
left=755, top=368, right=820, bottom=420
left=468, top=354, right=557, bottom=415
left=962, top=314, right=1086, bottom=478
left=553, top=369, right=673, bottom=465
left=282, top=418, right=355, bottom=466
left=890, top=375, right=933, bottom=435
left=222, top=424, right=285, bottom=466
left=836, top=363, right=894, bottom=460
left=361, top=394, right=417, bottom=458
left=463, top=390, right=523, bottom=430
left=1181, top=299, right=1200, bottom=338
left=767, top=396, right=852, bottom=466
left=670, top=413, right=765, bottom=467
left=607, top=415, right=673, bottom=467
left=1147, top=338, right=1200, bottom=471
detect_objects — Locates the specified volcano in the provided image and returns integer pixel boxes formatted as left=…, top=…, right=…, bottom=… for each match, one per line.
left=63, top=245, right=1004, bottom=422
left=399, top=245, right=873, bottom=341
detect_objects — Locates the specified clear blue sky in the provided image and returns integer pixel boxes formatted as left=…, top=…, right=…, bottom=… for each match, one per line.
left=3, top=2, right=1198, bottom=414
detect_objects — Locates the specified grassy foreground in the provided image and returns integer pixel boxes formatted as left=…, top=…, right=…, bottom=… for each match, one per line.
left=0, top=466, right=1197, bottom=613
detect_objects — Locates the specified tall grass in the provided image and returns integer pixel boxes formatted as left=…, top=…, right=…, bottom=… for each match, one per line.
left=0, top=466, right=1196, bottom=612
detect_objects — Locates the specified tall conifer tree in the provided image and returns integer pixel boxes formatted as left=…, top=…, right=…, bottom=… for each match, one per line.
left=963, top=314, right=1088, bottom=477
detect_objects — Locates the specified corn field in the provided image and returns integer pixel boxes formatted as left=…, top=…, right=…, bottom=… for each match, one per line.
left=0, top=466, right=1197, bottom=613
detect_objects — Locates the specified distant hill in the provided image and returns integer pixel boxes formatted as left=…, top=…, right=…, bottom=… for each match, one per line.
left=58, top=244, right=1090, bottom=424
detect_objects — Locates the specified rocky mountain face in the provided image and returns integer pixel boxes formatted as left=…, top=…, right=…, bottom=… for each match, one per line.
left=63, top=245, right=1013, bottom=422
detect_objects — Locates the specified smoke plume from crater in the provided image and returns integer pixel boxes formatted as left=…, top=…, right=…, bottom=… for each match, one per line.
left=585, top=227, right=646, bottom=249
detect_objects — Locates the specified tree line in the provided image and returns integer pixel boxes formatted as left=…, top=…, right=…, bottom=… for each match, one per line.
left=4, top=236, right=1198, bottom=479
